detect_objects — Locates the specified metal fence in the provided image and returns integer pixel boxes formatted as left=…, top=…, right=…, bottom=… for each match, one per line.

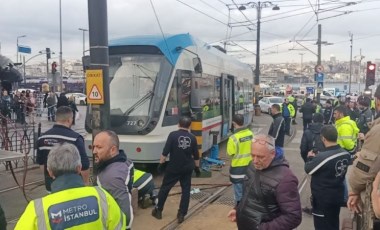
left=0, top=114, right=37, bottom=170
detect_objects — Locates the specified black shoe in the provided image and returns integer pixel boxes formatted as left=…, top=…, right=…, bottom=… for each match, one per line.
left=177, top=211, right=185, bottom=224
left=302, top=207, right=312, bottom=215
left=152, top=207, right=162, bottom=219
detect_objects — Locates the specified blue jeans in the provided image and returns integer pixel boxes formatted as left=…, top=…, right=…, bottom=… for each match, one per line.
left=233, top=182, right=243, bottom=204
left=343, top=178, right=348, bottom=205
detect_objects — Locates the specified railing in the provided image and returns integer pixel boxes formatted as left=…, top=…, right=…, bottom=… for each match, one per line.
left=0, top=113, right=37, bottom=170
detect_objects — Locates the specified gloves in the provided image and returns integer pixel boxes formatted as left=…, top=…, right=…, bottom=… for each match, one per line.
left=157, top=163, right=165, bottom=174
left=194, top=167, right=201, bottom=177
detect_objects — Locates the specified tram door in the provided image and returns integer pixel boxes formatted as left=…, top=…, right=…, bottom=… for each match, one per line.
left=221, top=74, right=234, bottom=139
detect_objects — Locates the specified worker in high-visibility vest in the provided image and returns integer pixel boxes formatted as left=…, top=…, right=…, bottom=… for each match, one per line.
left=133, top=168, right=156, bottom=208
left=282, top=98, right=295, bottom=136
left=227, top=114, right=253, bottom=205
left=15, top=143, right=126, bottom=230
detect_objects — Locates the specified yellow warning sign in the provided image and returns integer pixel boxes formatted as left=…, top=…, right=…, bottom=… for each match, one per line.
left=86, top=69, right=104, bottom=104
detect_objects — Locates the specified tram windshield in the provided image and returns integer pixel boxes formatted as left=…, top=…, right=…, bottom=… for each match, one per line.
left=109, top=54, right=172, bottom=117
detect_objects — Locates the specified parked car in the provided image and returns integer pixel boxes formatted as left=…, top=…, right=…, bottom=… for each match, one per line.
left=258, top=96, right=283, bottom=115
left=65, top=92, right=87, bottom=105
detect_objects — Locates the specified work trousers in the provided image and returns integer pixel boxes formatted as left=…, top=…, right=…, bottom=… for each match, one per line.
left=303, top=118, right=312, bottom=130
left=284, top=117, right=291, bottom=135
left=313, top=202, right=340, bottom=230
left=157, top=170, right=192, bottom=215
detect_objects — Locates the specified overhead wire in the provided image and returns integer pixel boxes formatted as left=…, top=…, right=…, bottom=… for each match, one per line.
left=149, top=0, right=174, bottom=64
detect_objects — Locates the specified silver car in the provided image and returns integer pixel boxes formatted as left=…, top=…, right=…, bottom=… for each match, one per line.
left=259, top=96, right=283, bottom=115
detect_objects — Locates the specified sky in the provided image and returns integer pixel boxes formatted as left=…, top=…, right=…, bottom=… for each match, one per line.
left=1, top=0, right=379, bottom=66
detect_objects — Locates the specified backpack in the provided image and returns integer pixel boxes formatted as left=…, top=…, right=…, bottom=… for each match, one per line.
left=311, top=132, right=325, bottom=153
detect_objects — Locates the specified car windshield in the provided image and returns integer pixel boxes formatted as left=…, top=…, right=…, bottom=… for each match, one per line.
left=109, top=54, right=172, bottom=117
left=269, top=98, right=282, bottom=104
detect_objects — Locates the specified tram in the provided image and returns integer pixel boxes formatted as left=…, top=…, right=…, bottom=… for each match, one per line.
left=85, top=33, right=255, bottom=163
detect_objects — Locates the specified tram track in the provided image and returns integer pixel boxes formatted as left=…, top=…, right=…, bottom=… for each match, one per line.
left=161, top=185, right=230, bottom=230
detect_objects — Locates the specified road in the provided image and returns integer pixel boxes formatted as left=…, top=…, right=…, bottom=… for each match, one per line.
left=0, top=107, right=351, bottom=229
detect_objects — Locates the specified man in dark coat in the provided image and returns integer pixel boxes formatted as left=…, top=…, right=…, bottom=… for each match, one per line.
left=300, top=98, right=316, bottom=130
left=305, top=125, right=350, bottom=230
left=323, top=100, right=334, bottom=124
left=268, top=104, right=285, bottom=159
left=300, top=113, right=325, bottom=162
left=228, top=134, right=302, bottom=230
left=56, top=93, right=69, bottom=108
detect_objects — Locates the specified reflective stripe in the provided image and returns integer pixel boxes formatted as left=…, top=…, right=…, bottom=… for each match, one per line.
left=34, top=198, right=48, bottom=230
left=338, top=136, right=356, bottom=140
left=94, top=187, right=108, bottom=230
left=38, top=146, right=53, bottom=151
left=233, top=153, right=251, bottom=159
left=230, top=135, right=239, bottom=154
left=38, top=135, right=77, bottom=142
left=230, top=174, right=245, bottom=179
left=115, top=209, right=125, bottom=230
left=308, top=151, right=350, bottom=175
left=137, top=175, right=153, bottom=190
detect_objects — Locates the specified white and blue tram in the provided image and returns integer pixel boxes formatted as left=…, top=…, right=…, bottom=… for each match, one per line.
left=85, top=33, right=254, bottom=163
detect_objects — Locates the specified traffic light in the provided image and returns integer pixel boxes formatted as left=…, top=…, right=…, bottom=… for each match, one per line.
left=366, top=61, right=376, bottom=88
left=52, top=61, right=57, bottom=74
left=46, top=47, right=51, bottom=59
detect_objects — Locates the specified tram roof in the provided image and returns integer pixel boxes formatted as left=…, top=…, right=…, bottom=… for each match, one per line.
left=110, top=33, right=196, bottom=65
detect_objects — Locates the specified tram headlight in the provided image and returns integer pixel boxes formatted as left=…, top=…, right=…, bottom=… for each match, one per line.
left=137, top=120, right=145, bottom=127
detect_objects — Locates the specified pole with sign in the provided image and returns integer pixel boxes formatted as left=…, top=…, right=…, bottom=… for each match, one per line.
left=315, top=64, right=324, bottom=103
left=88, top=0, right=110, bottom=184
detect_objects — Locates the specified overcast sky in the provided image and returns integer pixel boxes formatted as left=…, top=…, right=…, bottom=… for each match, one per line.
left=1, top=0, right=379, bottom=66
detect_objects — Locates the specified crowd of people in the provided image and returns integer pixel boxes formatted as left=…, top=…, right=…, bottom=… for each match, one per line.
left=0, top=88, right=81, bottom=126
left=1, top=84, right=380, bottom=229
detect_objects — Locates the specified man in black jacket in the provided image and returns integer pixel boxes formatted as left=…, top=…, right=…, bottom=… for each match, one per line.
left=300, top=113, right=325, bottom=162
left=300, top=98, right=316, bottom=130
left=152, top=116, right=200, bottom=224
left=268, top=104, right=285, bottom=158
left=305, top=125, right=350, bottom=230
left=323, top=100, right=334, bottom=124
left=227, top=134, right=302, bottom=230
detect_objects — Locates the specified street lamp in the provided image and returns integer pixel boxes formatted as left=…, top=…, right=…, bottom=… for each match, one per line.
left=16, top=35, right=26, bottom=63
left=238, top=2, right=279, bottom=104
left=78, top=28, right=88, bottom=58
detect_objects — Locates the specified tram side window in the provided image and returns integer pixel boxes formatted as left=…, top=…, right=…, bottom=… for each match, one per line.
left=180, top=76, right=192, bottom=116
left=191, top=74, right=218, bottom=118
left=162, top=76, right=179, bottom=126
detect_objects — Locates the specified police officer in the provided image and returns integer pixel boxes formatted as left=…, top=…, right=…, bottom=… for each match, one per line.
left=37, top=106, right=90, bottom=192
left=133, top=168, right=156, bottom=208
left=348, top=84, right=380, bottom=214
left=152, top=116, right=200, bottom=224
left=15, top=143, right=126, bottom=230
left=227, top=114, right=253, bottom=205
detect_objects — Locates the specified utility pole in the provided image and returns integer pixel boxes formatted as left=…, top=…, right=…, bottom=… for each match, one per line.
left=357, top=49, right=364, bottom=93
left=88, top=0, right=110, bottom=182
left=349, top=32, right=353, bottom=94
left=299, top=53, right=304, bottom=73
left=316, top=24, right=322, bottom=103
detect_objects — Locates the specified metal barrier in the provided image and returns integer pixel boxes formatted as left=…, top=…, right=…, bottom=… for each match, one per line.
left=0, top=114, right=36, bottom=170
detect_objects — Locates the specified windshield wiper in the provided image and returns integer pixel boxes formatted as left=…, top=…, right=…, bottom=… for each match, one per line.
left=124, top=90, right=154, bottom=116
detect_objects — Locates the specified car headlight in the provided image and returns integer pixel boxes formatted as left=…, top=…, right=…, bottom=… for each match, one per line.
left=137, top=120, right=145, bottom=127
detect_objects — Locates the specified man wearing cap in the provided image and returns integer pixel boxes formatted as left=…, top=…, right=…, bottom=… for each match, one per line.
left=356, top=95, right=373, bottom=135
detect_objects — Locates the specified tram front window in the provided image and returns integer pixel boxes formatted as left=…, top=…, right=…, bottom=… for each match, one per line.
left=109, top=54, right=171, bottom=117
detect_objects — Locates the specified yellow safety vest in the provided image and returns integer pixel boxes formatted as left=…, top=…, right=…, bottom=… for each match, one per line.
left=227, top=128, right=253, bottom=182
left=287, top=95, right=295, bottom=103
left=15, top=186, right=126, bottom=230
left=133, top=169, right=153, bottom=191
left=316, top=104, right=321, bottom=113
left=371, top=99, right=375, bottom=109
left=280, top=104, right=295, bottom=117
left=335, top=116, right=359, bottom=151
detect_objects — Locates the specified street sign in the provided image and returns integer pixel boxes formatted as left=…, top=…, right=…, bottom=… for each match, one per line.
left=18, top=46, right=31, bottom=54
left=86, top=69, right=104, bottom=104
left=315, top=72, right=324, bottom=82
left=306, top=87, right=314, bottom=94
left=315, top=64, right=324, bottom=73
left=317, top=82, right=324, bottom=88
